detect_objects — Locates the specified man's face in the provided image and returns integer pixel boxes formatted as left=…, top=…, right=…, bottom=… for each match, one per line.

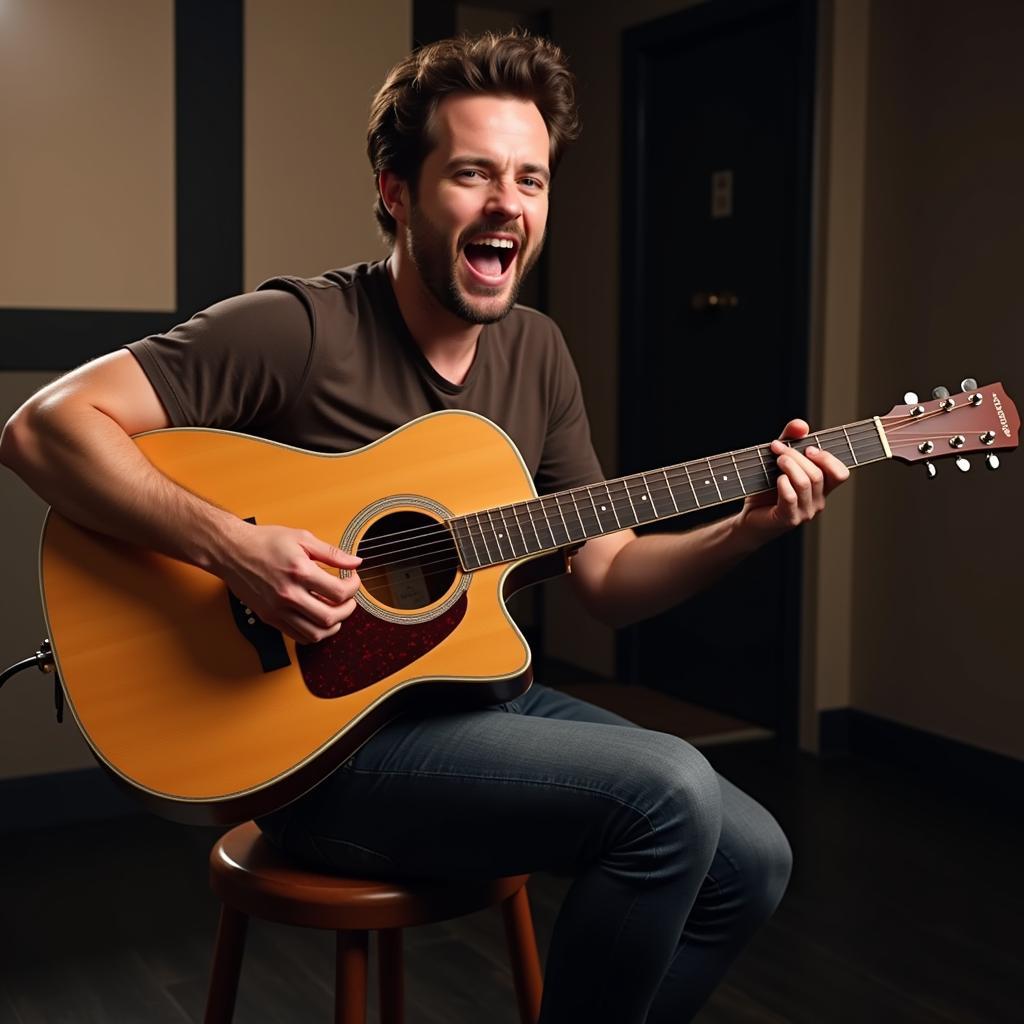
left=402, top=94, right=551, bottom=324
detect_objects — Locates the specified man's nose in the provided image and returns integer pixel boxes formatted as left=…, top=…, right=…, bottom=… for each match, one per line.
left=483, top=179, right=522, bottom=219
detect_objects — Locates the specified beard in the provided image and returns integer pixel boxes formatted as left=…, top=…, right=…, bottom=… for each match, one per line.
left=405, top=202, right=544, bottom=325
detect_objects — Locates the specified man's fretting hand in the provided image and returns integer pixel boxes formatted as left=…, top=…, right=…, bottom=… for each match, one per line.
left=735, top=418, right=851, bottom=542
left=214, top=521, right=362, bottom=644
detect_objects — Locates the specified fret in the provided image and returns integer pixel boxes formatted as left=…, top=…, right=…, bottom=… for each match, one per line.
left=662, top=469, right=680, bottom=513
left=682, top=463, right=701, bottom=507
left=591, top=483, right=620, bottom=533
left=606, top=479, right=639, bottom=526
left=474, top=512, right=494, bottom=564
left=624, top=475, right=658, bottom=524
left=540, top=495, right=570, bottom=547
left=642, top=472, right=674, bottom=520
left=524, top=499, right=545, bottom=551
left=730, top=452, right=747, bottom=495
left=585, top=486, right=607, bottom=536
left=556, top=492, right=587, bottom=542
left=570, top=489, right=593, bottom=537
left=842, top=425, right=859, bottom=465
left=755, top=446, right=773, bottom=489
left=507, top=502, right=531, bottom=554
left=604, top=482, right=623, bottom=528
left=492, top=508, right=518, bottom=560
left=686, top=462, right=719, bottom=507
left=708, top=454, right=746, bottom=503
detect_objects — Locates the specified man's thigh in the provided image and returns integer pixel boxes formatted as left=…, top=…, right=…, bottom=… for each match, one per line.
left=265, top=684, right=705, bottom=878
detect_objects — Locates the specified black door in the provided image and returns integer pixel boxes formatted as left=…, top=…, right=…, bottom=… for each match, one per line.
left=619, top=0, right=816, bottom=740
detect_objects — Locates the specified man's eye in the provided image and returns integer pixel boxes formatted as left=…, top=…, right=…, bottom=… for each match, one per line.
left=458, top=169, right=482, bottom=179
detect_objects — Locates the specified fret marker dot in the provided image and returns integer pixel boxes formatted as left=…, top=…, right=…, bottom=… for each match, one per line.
left=723, top=475, right=729, bottom=480
left=704, top=480, right=710, bottom=485
left=641, top=495, right=647, bottom=501
left=601, top=505, right=607, bottom=511
left=499, top=533, right=504, bottom=539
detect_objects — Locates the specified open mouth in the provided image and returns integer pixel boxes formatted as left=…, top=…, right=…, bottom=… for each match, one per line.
left=462, top=236, right=519, bottom=283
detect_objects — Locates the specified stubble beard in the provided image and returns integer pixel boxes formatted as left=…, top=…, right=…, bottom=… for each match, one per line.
left=406, top=203, right=544, bottom=325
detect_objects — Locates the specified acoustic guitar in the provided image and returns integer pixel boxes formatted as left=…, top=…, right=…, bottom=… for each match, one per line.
left=39, top=382, right=1018, bottom=824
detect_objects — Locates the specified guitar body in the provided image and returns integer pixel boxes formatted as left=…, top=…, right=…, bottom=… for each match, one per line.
left=40, top=411, right=565, bottom=825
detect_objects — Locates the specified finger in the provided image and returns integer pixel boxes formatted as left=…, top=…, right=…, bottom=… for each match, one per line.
left=807, top=447, right=851, bottom=491
left=775, top=473, right=801, bottom=525
left=300, top=533, right=362, bottom=570
left=778, top=418, right=809, bottom=441
left=776, top=453, right=815, bottom=519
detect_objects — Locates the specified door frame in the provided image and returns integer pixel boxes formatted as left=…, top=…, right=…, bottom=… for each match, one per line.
left=618, top=0, right=819, bottom=745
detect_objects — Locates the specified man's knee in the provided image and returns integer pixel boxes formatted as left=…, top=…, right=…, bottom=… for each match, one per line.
left=617, top=734, right=723, bottom=866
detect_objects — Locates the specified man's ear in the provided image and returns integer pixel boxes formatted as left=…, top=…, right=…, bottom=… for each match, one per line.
left=379, top=170, right=410, bottom=229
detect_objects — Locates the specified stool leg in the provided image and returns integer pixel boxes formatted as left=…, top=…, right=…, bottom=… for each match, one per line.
left=335, top=929, right=370, bottom=1024
left=204, top=905, right=249, bottom=1024
left=501, top=884, right=543, bottom=1024
left=377, top=928, right=404, bottom=1024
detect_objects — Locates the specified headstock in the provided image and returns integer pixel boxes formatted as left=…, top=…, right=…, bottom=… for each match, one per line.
left=881, top=380, right=1019, bottom=476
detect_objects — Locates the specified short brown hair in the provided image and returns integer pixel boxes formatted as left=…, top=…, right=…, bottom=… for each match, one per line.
left=367, top=32, right=580, bottom=242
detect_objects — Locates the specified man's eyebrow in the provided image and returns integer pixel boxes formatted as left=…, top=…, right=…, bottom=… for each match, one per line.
left=445, top=155, right=550, bottom=182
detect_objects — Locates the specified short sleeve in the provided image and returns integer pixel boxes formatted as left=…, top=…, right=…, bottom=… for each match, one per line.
left=126, top=289, right=313, bottom=431
left=534, top=328, right=605, bottom=494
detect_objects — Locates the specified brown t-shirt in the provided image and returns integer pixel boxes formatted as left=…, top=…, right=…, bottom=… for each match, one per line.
left=127, top=260, right=603, bottom=495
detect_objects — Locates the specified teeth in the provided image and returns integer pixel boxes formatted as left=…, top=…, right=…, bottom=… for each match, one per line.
left=473, top=238, right=515, bottom=249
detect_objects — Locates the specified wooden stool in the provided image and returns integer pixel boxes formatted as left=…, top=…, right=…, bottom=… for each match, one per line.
left=204, top=821, right=543, bottom=1023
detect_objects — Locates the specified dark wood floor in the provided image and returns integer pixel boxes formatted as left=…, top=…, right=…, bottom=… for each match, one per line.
left=1, top=739, right=1020, bottom=1023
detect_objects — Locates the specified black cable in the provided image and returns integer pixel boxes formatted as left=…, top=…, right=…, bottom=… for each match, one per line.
left=0, top=655, right=40, bottom=689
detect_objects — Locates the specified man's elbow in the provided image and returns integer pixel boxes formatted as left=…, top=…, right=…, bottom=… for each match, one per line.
left=0, top=407, right=33, bottom=473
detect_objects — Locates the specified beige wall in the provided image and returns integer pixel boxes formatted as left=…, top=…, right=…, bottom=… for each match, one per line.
left=244, top=0, right=403, bottom=286
left=0, top=0, right=410, bottom=781
left=0, top=0, right=176, bottom=311
left=849, top=0, right=1024, bottom=758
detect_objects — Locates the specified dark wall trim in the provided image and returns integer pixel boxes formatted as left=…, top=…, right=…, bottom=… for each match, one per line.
left=0, top=0, right=244, bottom=372
left=0, top=766, right=137, bottom=835
left=820, top=708, right=1024, bottom=812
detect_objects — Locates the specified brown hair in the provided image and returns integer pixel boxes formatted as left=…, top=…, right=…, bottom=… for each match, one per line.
left=367, top=32, right=580, bottom=242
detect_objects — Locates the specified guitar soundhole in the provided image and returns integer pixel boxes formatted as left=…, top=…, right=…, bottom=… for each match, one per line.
left=356, top=510, right=459, bottom=611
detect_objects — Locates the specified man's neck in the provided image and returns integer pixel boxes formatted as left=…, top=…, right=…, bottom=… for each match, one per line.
left=387, top=248, right=482, bottom=387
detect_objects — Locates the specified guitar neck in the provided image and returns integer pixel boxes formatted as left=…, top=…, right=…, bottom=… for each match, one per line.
left=450, top=417, right=890, bottom=571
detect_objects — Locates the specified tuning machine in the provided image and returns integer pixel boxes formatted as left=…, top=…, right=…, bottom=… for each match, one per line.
left=960, top=377, right=978, bottom=393
left=931, top=385, right=950, bottom=399
left=955, top=456, right=971, bottom=472
left=925, top=461, right=937, bottom=479
left=986, top=453, right=1001, bottom=470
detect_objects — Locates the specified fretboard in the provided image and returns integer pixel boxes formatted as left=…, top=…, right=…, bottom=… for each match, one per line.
left=449, top=417, right=889, bottom=571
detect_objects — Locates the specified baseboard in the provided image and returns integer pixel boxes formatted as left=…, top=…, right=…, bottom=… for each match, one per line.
left=819, top=708, right=1023, bottom=810
left=0, top=766, right=139, bottom=834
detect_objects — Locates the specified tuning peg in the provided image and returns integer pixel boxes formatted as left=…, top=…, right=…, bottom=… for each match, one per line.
left=931, top=386, right=950, bottom=399
left=986, top=453, right=1001, bottom=470
left=925, top=461, right=937, bottom=478
left=904, top=391, right=919, bottom=404
left=960, top=377, right=978, bottom=393
left=955, top=456, right=971, bottom=472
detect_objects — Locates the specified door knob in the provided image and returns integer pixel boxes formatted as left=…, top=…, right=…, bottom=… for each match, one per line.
left=691, top=290, right=739, bottom=312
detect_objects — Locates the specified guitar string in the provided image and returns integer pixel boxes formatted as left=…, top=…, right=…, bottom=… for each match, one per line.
left=354, top=408, right=992, bottom=581
left=355, top=424, right=892, bottom=563
left=351, top=407, right=986, bottom=563
left=352, top=420, right=890, bottom=558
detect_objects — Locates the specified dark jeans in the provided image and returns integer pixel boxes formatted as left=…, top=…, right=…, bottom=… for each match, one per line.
left=258, top=683, right=792, bottom=1024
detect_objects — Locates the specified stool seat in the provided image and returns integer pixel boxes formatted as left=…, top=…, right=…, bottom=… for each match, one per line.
left=204, top=822, right=543, bottom=1023
left=211, top=822, right=532, bottom=931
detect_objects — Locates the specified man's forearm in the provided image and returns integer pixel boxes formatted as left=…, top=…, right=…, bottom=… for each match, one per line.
left=0, top=402, right=243, bottom=571
left=586, top=513, right=763, bottom=628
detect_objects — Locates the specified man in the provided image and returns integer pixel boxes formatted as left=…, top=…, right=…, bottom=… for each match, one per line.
left=1, top=33, right=848, bottom=1023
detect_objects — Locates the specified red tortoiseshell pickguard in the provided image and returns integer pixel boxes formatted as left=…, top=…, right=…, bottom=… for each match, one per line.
left=296, top=595, right=468, bottom=698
